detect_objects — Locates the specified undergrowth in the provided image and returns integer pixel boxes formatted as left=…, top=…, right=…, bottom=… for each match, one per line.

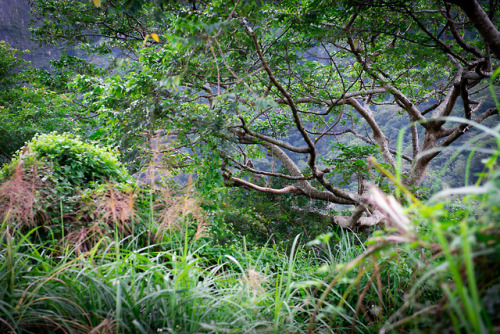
left=0, top=127, right=499, bottom=333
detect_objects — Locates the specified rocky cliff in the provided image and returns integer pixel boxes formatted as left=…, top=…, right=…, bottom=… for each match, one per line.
left=0, top=0, right=58, bottom=67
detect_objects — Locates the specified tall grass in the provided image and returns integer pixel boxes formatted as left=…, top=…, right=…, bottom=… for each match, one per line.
left=0, top=218, right=327, bottom=333
left=1, top=174, right=499, bottom=333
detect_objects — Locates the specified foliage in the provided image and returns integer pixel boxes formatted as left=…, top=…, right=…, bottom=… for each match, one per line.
left=0, top=42, right=95, bottom=164
left=2, top=173, right=498, bottom=333
left=0, top=40, right=28, bottom=89
left=25, top=0, right=500, bottom=232
left=0, top=133, right=134, bottom=238
left=0, top=223, right=315, bottom=333
left=219, top=168, right=341, bottom=249
left=2, top=132, right=133, bottom=188
left=322, top=142, right=389, bottom=193
left=1, top=2, right=500, bottom=332
left=0, top=125, right=500, bottom=332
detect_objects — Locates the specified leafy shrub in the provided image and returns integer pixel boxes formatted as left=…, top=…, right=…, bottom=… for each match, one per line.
left=30, top=132, right=130, bottom=185
left=0, top=132, right=134, bottom=230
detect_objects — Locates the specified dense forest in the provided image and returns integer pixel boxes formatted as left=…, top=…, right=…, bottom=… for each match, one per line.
left=1, top=0, right=500, bottom=333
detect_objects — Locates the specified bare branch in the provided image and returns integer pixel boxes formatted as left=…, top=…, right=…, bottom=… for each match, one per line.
left=348, top=98, right=396, bottom=169
left=223, top=174, right=304, bottom=195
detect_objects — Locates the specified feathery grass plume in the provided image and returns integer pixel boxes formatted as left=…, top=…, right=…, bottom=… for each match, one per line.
left=0, top=149, right=51, bottom=229
left=89, top=318, right=117, bottom=334
left=0, top=162, right=36, bottom=227
left=136, top=130, right=209, bottom=242
left=79, top=183, right=136, bottom=233
left=154, top=175, right=208, bottom=242
left=241, top=268, right=266, bottom=295
left=93, top=183, right=136, bottom=235
left=61, top=222, right=110, bottom=254
left=366, top=184, right=413, bottom=235
left=65, top=183, right=136, bottom=253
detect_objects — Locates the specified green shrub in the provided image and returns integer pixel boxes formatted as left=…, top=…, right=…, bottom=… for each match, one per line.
left=0, top=132, right=134, bottom=230
left=6, top=132, right=132, bottom=187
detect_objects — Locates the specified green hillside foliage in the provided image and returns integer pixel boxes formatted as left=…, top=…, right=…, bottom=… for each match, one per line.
left=0, top=42, right=98, bottom=164
left=0, top=0, right=500, bottom=332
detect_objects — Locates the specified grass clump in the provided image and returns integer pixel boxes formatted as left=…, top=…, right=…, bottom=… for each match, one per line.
left=0, top=222, right=322, bottom=333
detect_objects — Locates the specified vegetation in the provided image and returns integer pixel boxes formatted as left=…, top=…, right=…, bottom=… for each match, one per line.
left=0, top=42, right=98, bottom=163
left=1, top=0, right=499, bottom=333
left=26, top=0, right=500, bottom=227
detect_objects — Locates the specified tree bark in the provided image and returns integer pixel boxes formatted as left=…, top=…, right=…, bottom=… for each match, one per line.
left=445, top=0, right=500, bottom=59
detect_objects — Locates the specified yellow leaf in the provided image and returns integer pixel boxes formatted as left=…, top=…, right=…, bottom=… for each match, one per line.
left=151, top=33, right=159, bottom=42
left=93, top=0, right=101, bottom=7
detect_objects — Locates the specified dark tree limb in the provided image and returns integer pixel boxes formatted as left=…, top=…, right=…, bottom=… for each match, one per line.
left=445, top=0, right=500, bottom=59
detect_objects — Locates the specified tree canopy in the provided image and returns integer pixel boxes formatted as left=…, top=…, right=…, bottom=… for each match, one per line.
left=1, top=3, right=500, bottom=331
left=28, top=0, right=500, bottom=227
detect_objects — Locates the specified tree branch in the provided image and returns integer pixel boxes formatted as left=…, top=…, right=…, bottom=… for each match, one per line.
left=446, top=0, right=500, bottom=59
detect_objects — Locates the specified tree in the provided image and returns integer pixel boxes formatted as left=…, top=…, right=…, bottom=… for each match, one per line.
left=0, top=41, right=97, bottom=163
left=29, top=0, right=500, bottom=228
